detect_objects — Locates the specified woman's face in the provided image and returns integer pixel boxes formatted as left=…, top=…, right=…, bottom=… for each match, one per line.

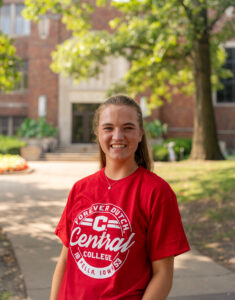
left=97, top=104, right=143, bottom=166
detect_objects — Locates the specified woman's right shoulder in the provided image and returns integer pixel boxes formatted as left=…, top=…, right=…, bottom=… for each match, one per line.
left=65, top=169, right=102, bottom=206
left=71, top=168, right=103, bottom=191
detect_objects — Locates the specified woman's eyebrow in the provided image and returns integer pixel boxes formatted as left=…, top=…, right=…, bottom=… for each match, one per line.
left=101, top=123, right=113, bottom=126
left=123, top=122, right=136, bottom=126
left=101, top=122, right=136, bottom=127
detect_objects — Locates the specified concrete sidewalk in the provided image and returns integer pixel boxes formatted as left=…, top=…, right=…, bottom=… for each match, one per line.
left=168, top=250, right=235, bottom=299
left=0, top=161, right=235, bottom=300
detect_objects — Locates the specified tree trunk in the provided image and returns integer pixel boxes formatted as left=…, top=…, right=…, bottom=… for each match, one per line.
left=190, top=32, right=224, bottom=160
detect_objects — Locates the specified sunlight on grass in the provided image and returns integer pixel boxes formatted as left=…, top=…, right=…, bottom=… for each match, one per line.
left=154, top=161, right=235, bottom=204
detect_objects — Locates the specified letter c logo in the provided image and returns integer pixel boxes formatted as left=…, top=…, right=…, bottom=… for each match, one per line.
left=93, top=216, right=108, bottom=232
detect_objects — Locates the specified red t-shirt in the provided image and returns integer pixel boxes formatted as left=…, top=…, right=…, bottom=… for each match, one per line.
left=55, top=166, right=190, bottom=299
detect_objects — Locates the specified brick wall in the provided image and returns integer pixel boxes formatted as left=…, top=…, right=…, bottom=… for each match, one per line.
left=26, top=20, right=60, bottom=126
left=150, top=94, right=235, bottom=151
left=0, top=1, right=64, bottom=128
left=215, top=106, right=235, bottom=150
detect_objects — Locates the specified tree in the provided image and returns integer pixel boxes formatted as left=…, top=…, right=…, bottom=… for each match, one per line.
left=23, top=0, right=235, bottom=160
left=0, top=1, right=21, bottom=92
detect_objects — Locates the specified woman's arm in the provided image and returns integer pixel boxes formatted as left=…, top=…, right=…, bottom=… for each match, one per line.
left=50, top=245, right=68, bottom=300
left=142, top=256, right=174, bottom=300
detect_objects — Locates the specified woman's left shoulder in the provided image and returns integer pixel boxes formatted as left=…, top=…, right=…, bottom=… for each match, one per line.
left=139, top=166, right=172, bottom=191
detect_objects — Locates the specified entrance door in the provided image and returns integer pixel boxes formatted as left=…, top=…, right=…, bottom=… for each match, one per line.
left=72, top=103, right=100, bottom=143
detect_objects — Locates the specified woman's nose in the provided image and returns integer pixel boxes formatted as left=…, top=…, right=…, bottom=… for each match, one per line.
left=113, top=128, right=124, bottom=139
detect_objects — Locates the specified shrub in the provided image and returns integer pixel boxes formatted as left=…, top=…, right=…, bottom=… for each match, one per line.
left=144, top=119, right=168, bottom=138
left=163, top=138, right=192, bottom=158
left=0, top=135, right=26, bottom=155
left=152, top=144, right=169, bottom=161
left=17, top=117, right=58, bottom=138
left=152, top=138, right=192, bottom=161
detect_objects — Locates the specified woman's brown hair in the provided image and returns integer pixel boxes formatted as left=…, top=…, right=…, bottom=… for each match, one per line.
left=93, top=94, right=153, bottom=171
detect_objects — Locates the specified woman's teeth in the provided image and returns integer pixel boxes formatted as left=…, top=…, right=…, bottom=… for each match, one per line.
left=111, top=145, right=126, bottom=148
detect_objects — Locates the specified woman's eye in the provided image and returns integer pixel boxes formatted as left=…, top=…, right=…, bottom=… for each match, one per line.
left=124, top=127, right=133, bottom=130
left=104, top=127, right=112, bottom=130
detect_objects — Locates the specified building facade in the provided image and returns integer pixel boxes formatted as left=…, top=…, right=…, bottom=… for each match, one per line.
left=0, top=1, right=234, bottom=151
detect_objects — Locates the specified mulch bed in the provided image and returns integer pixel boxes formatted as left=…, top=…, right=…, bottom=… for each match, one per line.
left=0, top=228, right=27, bottom=300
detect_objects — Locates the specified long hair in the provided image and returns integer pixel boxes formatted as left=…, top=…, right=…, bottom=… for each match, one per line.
left=93, top=94, right=153, bottom=171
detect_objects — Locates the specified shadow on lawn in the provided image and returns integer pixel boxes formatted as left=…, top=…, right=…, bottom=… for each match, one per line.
left=169, top=166, right=235, bottom=273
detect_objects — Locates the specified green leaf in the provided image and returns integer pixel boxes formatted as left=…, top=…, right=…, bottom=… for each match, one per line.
left=96, top=0, right=108, bottom=6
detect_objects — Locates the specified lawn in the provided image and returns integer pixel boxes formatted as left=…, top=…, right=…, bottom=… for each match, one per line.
left=154, top=160, right=235, bottom=272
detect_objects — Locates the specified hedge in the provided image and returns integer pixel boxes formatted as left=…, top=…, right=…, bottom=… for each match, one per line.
left=0, top=135, right=26, bottom=155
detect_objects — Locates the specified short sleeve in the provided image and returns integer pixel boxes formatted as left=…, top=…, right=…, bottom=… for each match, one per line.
left=54, top=184, right=77, bottom=248
left=147, top=182, right=190, bottom=261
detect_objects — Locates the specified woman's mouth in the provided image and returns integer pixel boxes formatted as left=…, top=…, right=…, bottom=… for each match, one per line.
left=111, top=144, right=126, bottom=149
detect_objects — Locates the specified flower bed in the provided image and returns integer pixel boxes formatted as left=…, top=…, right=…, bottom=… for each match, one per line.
left=0, top=154, right=29, bottom=174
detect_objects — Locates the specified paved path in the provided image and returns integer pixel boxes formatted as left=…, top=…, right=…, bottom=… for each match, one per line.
left=0, top=161, right=235, bottom=300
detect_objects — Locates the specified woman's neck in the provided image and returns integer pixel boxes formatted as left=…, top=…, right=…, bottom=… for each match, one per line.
left=104, top=160, right=139, bottom=180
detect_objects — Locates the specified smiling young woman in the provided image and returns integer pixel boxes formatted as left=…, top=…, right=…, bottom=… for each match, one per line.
left=50, top=95, right=190, bottom=300
left=96, top=104, right=143, bottom=180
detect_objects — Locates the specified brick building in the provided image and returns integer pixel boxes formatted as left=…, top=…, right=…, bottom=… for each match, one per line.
left=0, top=1, right=234, bottom=152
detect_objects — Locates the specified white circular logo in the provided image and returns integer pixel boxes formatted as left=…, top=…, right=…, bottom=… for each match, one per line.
left=70, top=203, right=135, bottom=279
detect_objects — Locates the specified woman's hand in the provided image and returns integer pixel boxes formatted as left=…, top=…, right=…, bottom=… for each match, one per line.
left=142, top=256, right=174, bottom=300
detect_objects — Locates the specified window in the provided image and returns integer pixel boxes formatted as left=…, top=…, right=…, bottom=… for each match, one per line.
left=217, top=48, right=235, bottom=104
left=14, top=61, right=28, bottom=91
left=0, top=116, right=26, bottom=136
left=0, top=4, right=11, bottom=35
left=13, top=116, right=25, bottom=135
left=0, top=117, right=8, bottom=135
left=0, top=4, right=30, bottom=36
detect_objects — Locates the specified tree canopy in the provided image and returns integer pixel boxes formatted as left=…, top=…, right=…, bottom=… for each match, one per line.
left=23, top=0, right=234, bottom=104
left=0, top=34, right=21, bottom=92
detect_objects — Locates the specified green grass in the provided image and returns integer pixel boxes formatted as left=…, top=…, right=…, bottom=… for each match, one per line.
left=154, top=160, right=235, bottom=271
left=206, top=207, right=235, bottom=222
left=0, top=292, right=12, bottom=300
left=226, top=155, right=235, bottom=160
left=154, top=160, right=235, bottom=204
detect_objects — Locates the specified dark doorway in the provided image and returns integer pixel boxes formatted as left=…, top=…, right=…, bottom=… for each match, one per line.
left=72, top=103, right=100, bottom=143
